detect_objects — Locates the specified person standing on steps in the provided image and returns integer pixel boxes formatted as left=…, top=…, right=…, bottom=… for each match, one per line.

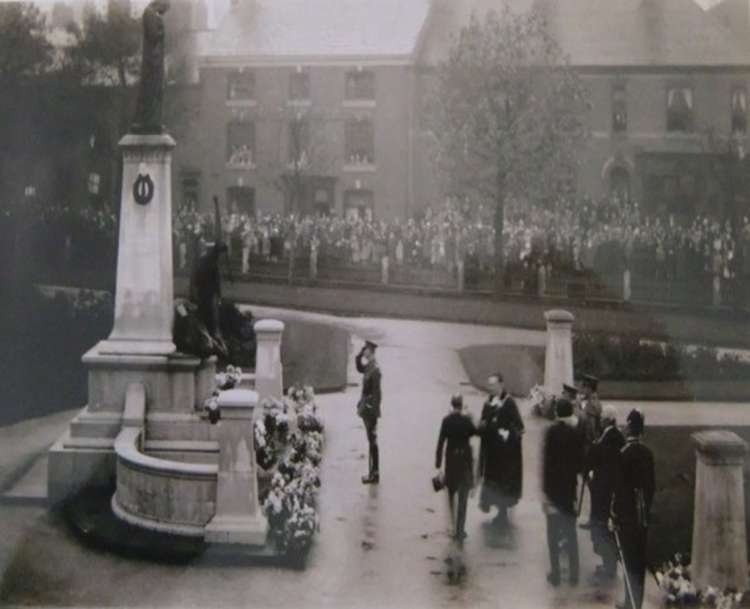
left=435, top=393, right=477, bottom=541
left=478, top=372, right=524, bottom=529
left=356, top=340, right=382, bottom=484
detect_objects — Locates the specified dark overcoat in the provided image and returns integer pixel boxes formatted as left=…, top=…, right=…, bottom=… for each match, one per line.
left=356, top=353, right=382, bottom=419
left=435, top=411, right=477, bottom=492
left=612, top=438, right=655, bottom=528
left=543, top=418, right=584, bottom=514
left=588, top=424, right=626, bottom=522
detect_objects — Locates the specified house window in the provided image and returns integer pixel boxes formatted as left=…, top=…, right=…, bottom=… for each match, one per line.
left=345, top=116, right=375, bottom=165
left=227, top=121, right=256, bottom=168
left=345, top=70, right=375, bottom=100
left=181, top=175, right=200, bottom=209
left=288, top=118, right=310, bottom=167
left=667, top=87, right=693, bottom=132
left=289, top=71, right=310, bottom=101
left=731, top=87, right=747, bottom=135
left=24, top=185, right=36, bottom=198
left=609, top=166, right=630, bottom=202
left=226, top=186, right=255, bottom=216
left=87, top=172, right=101, bottom=195
left=612, top=85, right=627, bottom=133
left=344, top=189, right=374, bottom=220
left=227, top=70, right=255, bottom=101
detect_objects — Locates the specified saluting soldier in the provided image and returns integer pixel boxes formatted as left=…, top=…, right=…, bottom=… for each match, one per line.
left=356, top=340, right=382, bottom=484
left=611, top=409, right=655, bottom=609
left=478, top=372, right=524, bottom=529
left=588, top=405, right=625, bottom=581
left=435, top=394, right=477, bottom=542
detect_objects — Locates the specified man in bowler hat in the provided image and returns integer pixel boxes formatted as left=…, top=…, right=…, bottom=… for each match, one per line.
left=356, top=340, right=382, bottom=484
left=611, top=409, right=655, bottom=609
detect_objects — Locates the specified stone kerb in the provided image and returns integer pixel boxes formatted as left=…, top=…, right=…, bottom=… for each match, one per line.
left=254, top=319, right=285, bottom=402
left=205, top=388, right=269, bottom=546
left=691, top=430, right=749, bottom=592
left=543, top=309, right=575, bottom=397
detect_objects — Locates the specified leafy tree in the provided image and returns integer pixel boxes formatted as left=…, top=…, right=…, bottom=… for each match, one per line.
left=426, top=5, right=589, bottom=289
left=0, top=3, right=52, bottom=86
left=65, top=2, right=141, bottom=206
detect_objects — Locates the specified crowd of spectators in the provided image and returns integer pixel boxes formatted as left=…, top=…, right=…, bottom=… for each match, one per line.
left=4, top=194, right=750, bottom=289
left=173, top=196, right=750, bottom=285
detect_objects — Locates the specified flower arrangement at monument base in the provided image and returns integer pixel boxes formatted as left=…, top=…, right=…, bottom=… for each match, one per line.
left=254, top=387, right=325, bottom=561
left=527, top=384, right=555, bottom=419
left=655, top=555, right=750, bottom=608
left=215, top=365, right=243, bottom=390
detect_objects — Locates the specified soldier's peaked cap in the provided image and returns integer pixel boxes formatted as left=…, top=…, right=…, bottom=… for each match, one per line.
left=364, top=340, right=378, bottom=350
left=582, top=374, right=599, bottom=388
left=562, top=383, right=579, bottom=396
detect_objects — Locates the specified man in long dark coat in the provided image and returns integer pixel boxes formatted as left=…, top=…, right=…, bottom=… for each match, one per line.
left=436, top=394, right=477, bottom=541
left=611, top=409, right=655, bottom=609
left=356, top=340, right=382, bottom=484
left=543, top=398, right=584, bottom=587
left=587, top=405, right=625, bottom=581
left=478, top=372, right=524, bottom=528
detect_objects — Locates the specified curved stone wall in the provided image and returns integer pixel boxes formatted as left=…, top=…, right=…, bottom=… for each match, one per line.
left=112, top=428, right=218, bottom=536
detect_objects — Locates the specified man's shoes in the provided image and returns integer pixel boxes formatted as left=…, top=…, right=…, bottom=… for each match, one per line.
left=361, top=474, right=380, bottom=484
left=547, top=572, right=561, bottom=587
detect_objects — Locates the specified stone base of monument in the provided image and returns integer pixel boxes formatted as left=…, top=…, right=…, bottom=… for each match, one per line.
left=47, top=345, right=218, bottom=506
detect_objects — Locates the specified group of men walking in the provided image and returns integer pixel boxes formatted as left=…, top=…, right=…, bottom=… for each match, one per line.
left=353, top=340, right=655, bottom=609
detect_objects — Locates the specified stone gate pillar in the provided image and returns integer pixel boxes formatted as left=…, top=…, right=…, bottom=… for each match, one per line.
left=544, top=309, right=574, bottom=397
left=205, top=388, right=268, bottom=546
left=254, top=319, right=284, bottom=401
left=691, top=430, right=748, bottom=592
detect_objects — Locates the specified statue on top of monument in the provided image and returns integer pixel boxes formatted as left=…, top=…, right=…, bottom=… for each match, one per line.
left=132, top=0, right=171, bottom=135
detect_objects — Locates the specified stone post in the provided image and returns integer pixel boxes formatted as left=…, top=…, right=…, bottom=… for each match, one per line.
left=537, top=265, right=546, bottom=298
left=381, top=255, right=389, bottom=285
left=309, top=246, right=318, bottom=281
left=254, top=319, right=284, bottom=402
left=544, top=309, right=574, bottom=397
left=99, top=133, right=177, bottom=356
left=713, top=274, right=722, bottom=307
left=205, top=388, right=268, bottom=546
left=623, top=268, right=632, bottom=302
left=457, top=258, right=465, bottom=293
left=691, top=431, right=748, bottom=592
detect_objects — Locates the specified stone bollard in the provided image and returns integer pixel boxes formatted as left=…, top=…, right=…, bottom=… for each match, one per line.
left=309, top=247, right=318, bottom=281
left=691, top=431, right=748, bottom=592
left=381, top=255, right=389, bottom=285
left=623, top=268, right=632, bottom=302
left=457, top=259, right=465, bottom=293
left=544, top=309, right=574, bottom=397
left=254, top=319, right=284, bottom=402
left=537, top=265, right=546, bottom=298
left=713, top=274, right=722, bottom=307
left=205, top=388, right=269, bottom=546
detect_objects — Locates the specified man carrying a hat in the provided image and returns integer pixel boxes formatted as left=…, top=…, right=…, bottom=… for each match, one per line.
left=356, top=340, right=382, bottom=484
left=611, top=409, right=655, bottom=609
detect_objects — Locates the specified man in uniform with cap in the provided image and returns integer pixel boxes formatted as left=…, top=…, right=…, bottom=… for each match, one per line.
left=579, top=374, right=604, bottom=529
left=356, top=340, right=382, bottom=484
left=543, top=398, right=584, bottom=586
left=611, top=409, right=655, bottom=609
left=587, top=405, right=625, bottom=581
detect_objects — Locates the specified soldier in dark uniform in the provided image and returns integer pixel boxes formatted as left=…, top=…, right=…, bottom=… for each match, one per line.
left=543, top=398, right=584, bottom=587
left=435, top=394, right=477, bottom=541
left=356, top=340, right=382, bottom=484
left=580, top=374, right=604, bottom=449
left=478, top=373, right=524, bottom=528
left=611, top=409, right=655, bottom=609
left=189, top=241, right=229, bottom=342
left=588, top=405, right=625, bottom=581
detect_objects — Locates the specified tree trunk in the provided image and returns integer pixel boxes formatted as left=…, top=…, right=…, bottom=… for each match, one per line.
left=494, top=172, right=506, bottom=294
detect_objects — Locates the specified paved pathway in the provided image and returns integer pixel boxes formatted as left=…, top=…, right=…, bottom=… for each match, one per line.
left=3, top=307, right=744, bottom=608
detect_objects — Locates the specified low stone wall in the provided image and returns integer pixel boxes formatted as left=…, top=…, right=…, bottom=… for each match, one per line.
left=112, top=428, right=217, bottom=536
